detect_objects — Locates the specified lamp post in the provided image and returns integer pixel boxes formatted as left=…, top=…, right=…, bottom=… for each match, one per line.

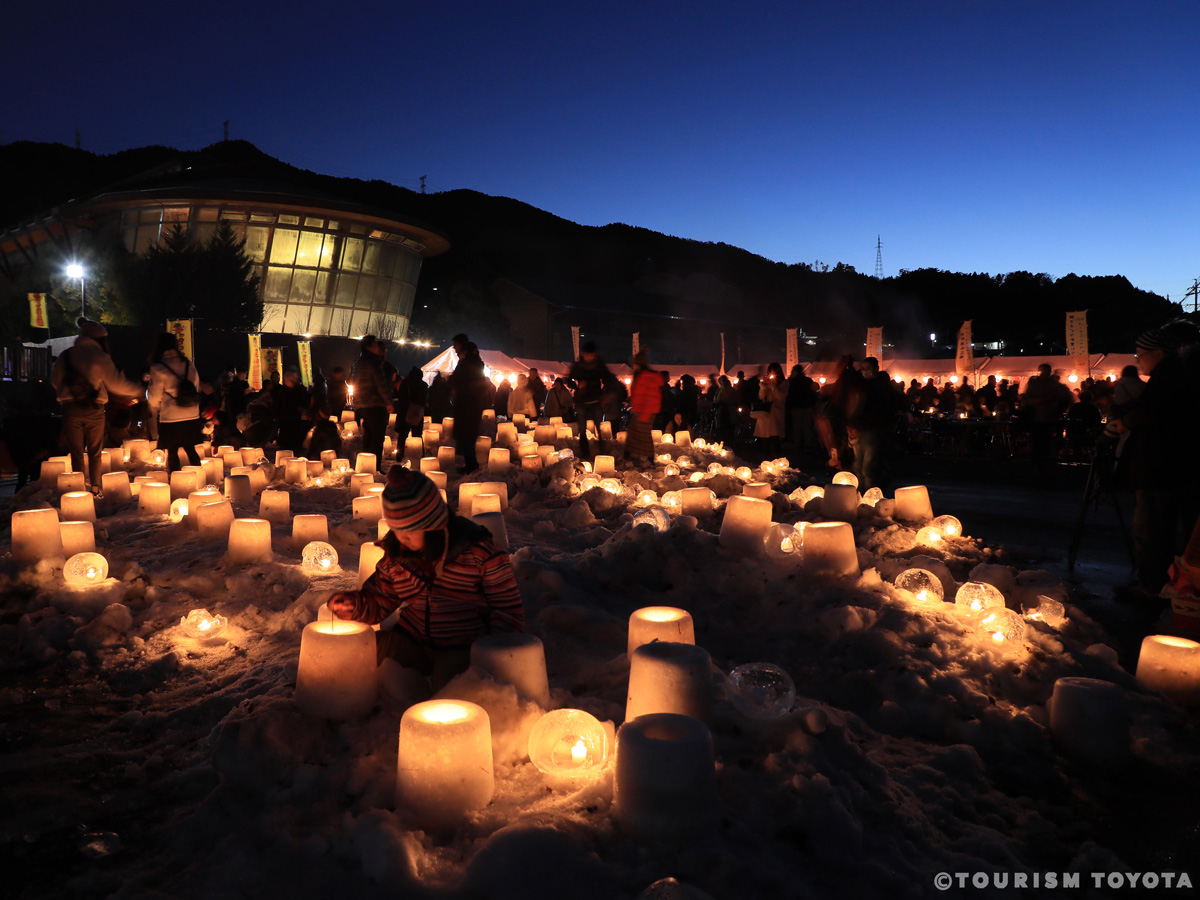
left=66, top=264, right=85, bottom=318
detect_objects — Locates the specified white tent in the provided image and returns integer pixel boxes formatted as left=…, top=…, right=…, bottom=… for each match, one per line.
left=421, top=347, right=531, bottom=384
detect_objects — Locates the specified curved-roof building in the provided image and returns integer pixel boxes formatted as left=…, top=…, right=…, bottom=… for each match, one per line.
left=1, top=147, right=449, bottom=339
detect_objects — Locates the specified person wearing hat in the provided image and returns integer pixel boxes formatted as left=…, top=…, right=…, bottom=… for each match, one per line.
left=350, top=335, right=392, bottom=464
left=50, top=317, right=143, bottom=491
left=625, top=349, right=660, bottom=461
left=1117, top=327, right=1200, bottom=595
left=326, top=468, right=525, bottom=689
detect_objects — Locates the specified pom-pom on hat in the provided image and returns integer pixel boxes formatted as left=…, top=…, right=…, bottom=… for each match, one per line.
left=382, top=466, right=449, bottom=532
left=1136, top=327, right=1176, bottom=353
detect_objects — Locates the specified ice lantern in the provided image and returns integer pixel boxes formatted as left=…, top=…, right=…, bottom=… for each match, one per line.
left=718, top=496, right=772, bottom=555
left=295, top=619, right=378, bottom=720
left=802, top=521, right=860, bottom=577
left=100, top=471, right=133, bottom=504
left=138, top=481, right=172, bottom=516
left=894, top=485, right=934, bottom=522
left=470, top=633, right=551, bottom=708
left=258, top=490, right=291, bottom=524
left=627, top=607, right=695, bottom=657
left=625, top=641, right=714, bottom=723
left=528, top=708, right=609, bottom=778
left=292, top=514, right=329, bottom=547
left=60, top=491, right=96, bottom=523
left=1135, top=635, right=1200, bottom=706
left=395, top=700, right=494, bottom=829
left=194, top=499, right=235, bottom=539
left=894, top=568, right=945, bottom=604
left=1049, top=677, right=1130, bottom=766
left=301, top=541, right=339, bottom=573
left=822, top=483, right=859, bottom=522
left=358, top=542, right=386, bottom=588
left=63, top=551, right=109, bottom=586
left=954, top=581, right=1005, bottom=620
left=227, top=518, right=273, bottom=564
left=614, top=713, right=718, bottom=841
left=11, top=508, right=64, bottom=564
left=59, top=521, right=96, bottom=557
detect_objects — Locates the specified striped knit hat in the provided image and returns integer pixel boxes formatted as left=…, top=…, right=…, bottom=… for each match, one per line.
left=382, top=467, right=449, bottom=532
left=1135, top=327, right=1177, bottom=353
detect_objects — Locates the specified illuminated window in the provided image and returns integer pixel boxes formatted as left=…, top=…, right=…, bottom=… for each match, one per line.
left=244, top=226, right=269, bottom=262
left=270, top=229, right=299, bottom=265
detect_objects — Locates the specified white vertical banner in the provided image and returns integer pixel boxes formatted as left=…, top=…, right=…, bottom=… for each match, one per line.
left=785, top=328, right=799, bottom=375
left=571, top=326, right=581, bottom=361
left=955, top=320, right=974, bottom=375
left=632, top=332, right=640, bottom=359
left=866, top=327, right=883, bottom=362
left=719, top=333, right=726, bottom=376
left=1066, top=311, right=1089, bottom=370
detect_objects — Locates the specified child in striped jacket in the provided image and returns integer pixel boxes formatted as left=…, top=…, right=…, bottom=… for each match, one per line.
left=327, top=468, right=525, bottom=689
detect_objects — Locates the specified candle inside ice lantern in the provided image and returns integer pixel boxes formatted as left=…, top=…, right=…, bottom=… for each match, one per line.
left=295, top=619, right=378, bottom=719
left=528, top=708, right=609, bottom=777
left=63, top=551, right=108, bottom=586
left=180, top=608, right=228, bottom=638
left=954, top=581, right=1005, bottom=620
left=1135, top=635, right=1200, bottom=706
left=930, top=515, right=962, bottom=538
left=894, top=568, right=945, bottom=603
left=302, top=541, right=339, bottom=573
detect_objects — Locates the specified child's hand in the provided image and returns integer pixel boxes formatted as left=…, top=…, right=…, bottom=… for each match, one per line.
left=327, top=593, right=357, bottom=619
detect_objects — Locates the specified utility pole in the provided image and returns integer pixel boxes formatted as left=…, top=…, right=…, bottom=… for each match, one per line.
left=420, top=175, right=427, bottom=194
left=1184, top=278, right=1200, bottom=314
left=874, top=235, right=883, bottom=279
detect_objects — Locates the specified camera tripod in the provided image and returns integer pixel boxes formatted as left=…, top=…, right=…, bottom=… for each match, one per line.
left=1067, top=444, right=1137, bottom=571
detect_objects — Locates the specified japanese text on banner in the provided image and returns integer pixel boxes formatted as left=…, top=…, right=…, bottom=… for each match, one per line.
left=297, top=341, right=313, bottom=387
left=28, top=293, right=48, bottom=329
left=166, top=319, right=194, bottom=360
left=866, top=327, right=884, bottom=363
left=1066, top=311, right=1089, bottom=369
left=247, top=334, right=263, bottom=391
left=955, top=320, right=974, bottom=375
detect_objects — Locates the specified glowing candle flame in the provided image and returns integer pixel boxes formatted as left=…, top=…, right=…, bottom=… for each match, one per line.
left=571, top=740, right=587, bottom=763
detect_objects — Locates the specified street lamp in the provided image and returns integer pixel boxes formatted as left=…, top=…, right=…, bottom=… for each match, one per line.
left=66, top=263, right=85, bottom=318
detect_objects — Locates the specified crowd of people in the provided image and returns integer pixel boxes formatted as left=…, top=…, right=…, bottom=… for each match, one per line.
left=30, top=317, right=1200, bottom=610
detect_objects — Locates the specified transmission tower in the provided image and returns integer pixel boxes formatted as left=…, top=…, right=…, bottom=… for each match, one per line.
left=1184, top=278, right=1200, bottom=313
left=874, top=235, right=883, bottom=279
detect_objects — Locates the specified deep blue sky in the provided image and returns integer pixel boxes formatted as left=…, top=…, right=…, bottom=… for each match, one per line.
left=8, top=1, right=1200, bottom=303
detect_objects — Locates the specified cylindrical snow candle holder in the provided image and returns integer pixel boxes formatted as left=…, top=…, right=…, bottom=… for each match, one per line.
left=534, top=424, right=557, bottom=446
left=258, top=489, right=291, bottom=524
left=348, top=472, right=374, bottom=497
left=1049, top=676, right=1130, bottom=765
left=627, top=607, right=695, bottom=657
left=822, top=483, right=859, bottom=522
left=470, top=633, right=551, bottom=708
left=395, top=700, right=494, bottom=829
left=292, top=514, right=329, bottom=547
left=357, top=541, right=386, bottom=588
left=743, top=482, right=772, bottom=501
left=625, top=641, right=714, bottom=723
left=894, top=485, right=934, bottom=523
left=11, top=508, right=65, bottom=564
left=436, top=445, right=457, bottom=471
left=471, top=493, right=503, bottom=517
left=104, top=448, right=125, bottom=471
left=404, top=437, right=424, bottom=463
left=57, top=472, right=87, bottom=494
left=355, top=452, right=378, bottom=475
left=472, top=511, right=509, bottom=550
left=1135, top=635, right=1200, bottom=706
left=295, top=620, right=378, bottom=720
left=138, top=481, right=172, bottom=516
left=222, top=450, right=244, bottom=470
left=194, top=499, right=235, bottom=539
left=353, top=494, right=383, bottom=526
left=59, top=520, right=96, bottom=557
left=594, top=454, right=616, bottom=475
left=673, top=429, right=691, bottom=448
left=60, top=490, right=97, bottom=523
left=680, top=486, right=713, bottom=518
left=239, top=447, right=264, bottom=466
left=306, top=458, right=324, bottom=479
left=496, top=422, right=518, bottom=447
left=319, top=449, right=336, bottom=466
left=802, top=521, right=860, bottom=576
left=127, top=439, right=152, bottom=462
left=169, top=469, right=202, bottom=501
left=284, top=457, right=308, bottom=484
left=614, top=713, right=718, bottom=841
left=487, top=447, right=512, bottom=474
left=419, top=456, right=440, bottom=473
left=224, top=474, right=254, bottom=505
left=426, top=470, right=448, bottom=492
left=274, top=449, right=295, bottom=467
left=40, top=459, right=69, bottom=486
left=187, top=489, right=223, bottom=527
left=201, top=457, right=224, bottom=485
left=718, top=495, right=772, bottom=555
left=227, top=518, right=273, bottom=564
left=422, top=428, right=441, bottom=453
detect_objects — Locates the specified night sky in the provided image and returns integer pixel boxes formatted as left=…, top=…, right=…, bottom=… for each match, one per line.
left=8, top=1, right=1200, bottom=303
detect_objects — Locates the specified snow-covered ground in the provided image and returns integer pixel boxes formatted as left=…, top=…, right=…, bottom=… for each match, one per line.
left=2, top=433, right=1198, bottom=900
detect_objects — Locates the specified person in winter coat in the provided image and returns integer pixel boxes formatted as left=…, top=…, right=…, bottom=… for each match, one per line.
left=527, top=368, right=547, bottom=415
left=507, top=374, right=537, bottom=420
left=1118, top=328, right=1200, bottom=593
left=350, top=335, right=392, bottom=463
left=753, top=362, right=789, bottom=454
left=51, top=318, right=143, bottom=490
left=146, top=332, right=205, bottom=473
left=625, top=350, right=661, bottom=461
left=569, top=342, right=612, bottom=459
left=326, top=468, right=525, bottom=690
left=274, top=366, right=311, bottom=456
left=448, top=342, right=490, bottom=473
left=544, top=377, right=575, bottom=421
left=394, top=367, right=429, bottom=445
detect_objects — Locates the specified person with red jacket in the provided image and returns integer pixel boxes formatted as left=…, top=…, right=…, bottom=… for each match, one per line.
left=327, top=468, right=525, bottom=690
left=625, top=350, right=661, bottom=461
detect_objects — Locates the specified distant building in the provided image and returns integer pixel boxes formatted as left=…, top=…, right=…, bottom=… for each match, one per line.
left=0, top=156, right=448, bottom=339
